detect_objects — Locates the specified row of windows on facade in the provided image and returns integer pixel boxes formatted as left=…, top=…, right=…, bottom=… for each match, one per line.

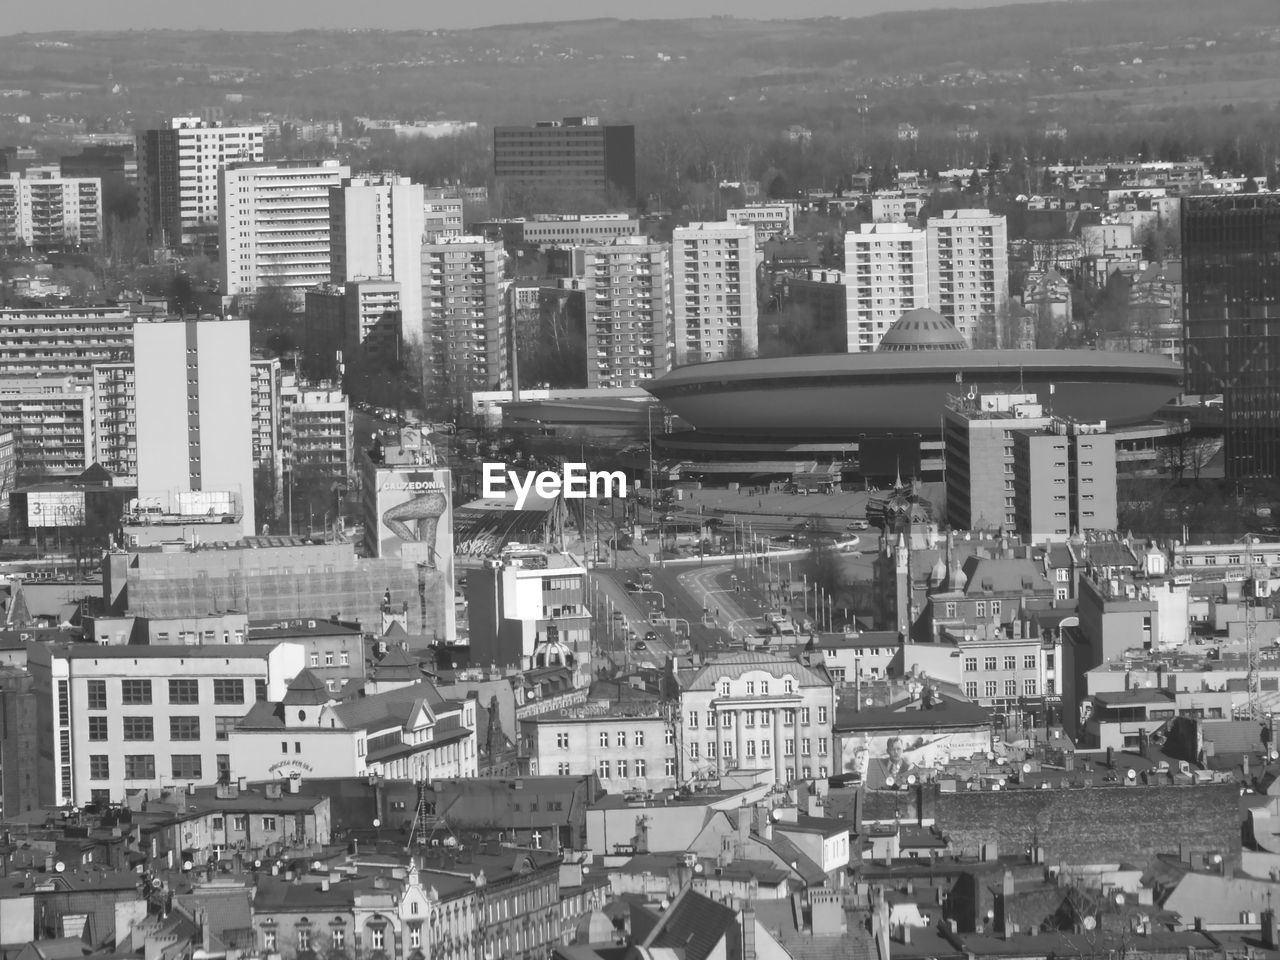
left=964, top=679, right=1051, bottom=698
left=962, top=654, right=1046, bottom=671
left=80, top=677, right=264, bottom=708
left=89, top=754, right=208, bottom=780
left=88, top=715, right=238, bottom=741
left=686, top=737, right=829, bottom=759
left=717, top=677, right=802, bottom=697
left=690, top=706, right=826, bottom=727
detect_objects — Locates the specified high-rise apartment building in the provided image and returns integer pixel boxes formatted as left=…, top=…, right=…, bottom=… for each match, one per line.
left=421, top=237, right=506, bottom=407
left=493, top=116, right=636, bottom=204
left=134, top=317, right=255, bottom=536
left=219, top=160, right=351, bottom=300
left=280, top=376, right=353, bottom=487
left=580, top=237, right=671, bottom=388
left=91, top=362, right=137, bottom=483
left=0, top=308, right=133, bottom=383
left=329, top=175, right=424, bottom=348
left=304, top=280, right=403, bottom=381
left=137, top=117, right=264, bottom=247
left=0, top=171, right=102, bottom=248
left=0, top=375, right=93, bottom=479
left=250, top=357, right=283, bottom=515
left=1183, top=194, right=1280, bottom=480
left=926, top=209, right=1009, bottom=347
left=671, top=222, right=758, bottom=366
left=844, top=223, right=929, bottom=352
left=423, top=187, right=465, bottom=242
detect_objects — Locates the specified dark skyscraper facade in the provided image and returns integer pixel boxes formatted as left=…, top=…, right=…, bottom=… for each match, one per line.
left=493, top=116, right=636, bottom=205
left=1182, top=194, right=1280, bottom=480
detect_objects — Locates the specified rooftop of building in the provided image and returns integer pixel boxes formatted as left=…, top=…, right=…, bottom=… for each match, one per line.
left=835, top=696, right=993, bottom=732
left=673, top=649, right=833, bottom=691
left=877, top=309, right=968, bottom=353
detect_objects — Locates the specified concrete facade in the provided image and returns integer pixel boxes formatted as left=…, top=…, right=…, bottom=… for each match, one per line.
left=672, top=222, right=759, bottom=366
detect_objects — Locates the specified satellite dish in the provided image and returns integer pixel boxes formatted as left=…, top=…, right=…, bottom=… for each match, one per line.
left=1114, top=892, right=1126, bottom=905
left=986, top=752, right=995, bottom=761
left=1082, top=916, right=1097, bottom=931
left=885, top=776, right=896, bottom=788
left=1271, top=750, right=1278, bottom=761
left=254, top=859, right=262, bottom=869
left=1022, top=763, right=1032, bottom=774
left=660, top=899, right=670, bottom=910
left=1125, top=768, right=1137, bottom=782
left=694, top=863, right=704, bottom=874
left=53, top=861, right=64, bottom=873
left=372, top=818, right=382, bottom=828
left=182, top=860, right=193, bottom=871
left=996, top=757, right=1008, bottom=766
left=865, top=698, right=873, bottom=707
left=1211, top=853, right=1223, bottom=865
left=907, top=774, right=918, bottom=786
left=582, top=866, right=590, bottom=874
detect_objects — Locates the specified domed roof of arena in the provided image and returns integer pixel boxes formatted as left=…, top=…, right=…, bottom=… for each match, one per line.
left=876, top=308, right=969, bottom=352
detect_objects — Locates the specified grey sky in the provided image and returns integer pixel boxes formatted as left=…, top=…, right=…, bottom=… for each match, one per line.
left=1, top=0, right=1058, bottom=34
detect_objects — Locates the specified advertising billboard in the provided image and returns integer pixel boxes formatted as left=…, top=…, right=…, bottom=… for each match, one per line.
left=374, top=467, right=453, bottom=569
left=839, top=728, right=992, bottom=787
left=27, top=491, right=86, bottom=528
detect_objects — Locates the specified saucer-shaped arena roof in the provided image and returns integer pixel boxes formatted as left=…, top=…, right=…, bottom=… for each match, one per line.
left=877, top=308, right=968, bottom=352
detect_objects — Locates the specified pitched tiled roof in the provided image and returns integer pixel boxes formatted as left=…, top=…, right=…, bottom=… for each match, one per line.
left=642, top=887, right=738, bottom=960
left=676, top=650, right=832, bottom=691
left=282, top=668, right=331, bottom=705
left=961, top=557, right=1050, bottom=596
left=328, top=679, right=445, bottom=731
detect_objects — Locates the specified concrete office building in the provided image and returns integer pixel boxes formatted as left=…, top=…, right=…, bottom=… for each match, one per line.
left=219, top=160, right=351, bottom=300
left=580, top=236, right=671, bottom=388
left=1012, top=421, right=1118, bottom=543
left=0, top=376, right=94, bottom=478
left=0, top=669, right=40, bottom=815
left=306, top=279, right=403, bottom=378
left=466, top=550, right=591, bottom=671
left=137, top=117, right=265, bottom=247
left=0, top=307, right=133, bottom=383
left=672, top=650, right=836, bottom=785
left=944, top=392, right=1117, bottom=540
left=521, top=700, right=675, bottom=791
left=0, top=171, right=102, bottom=248
left=493, top=116, right=636, bottom=204
left=27, top=642, right=304, bottom=807
left=421, top=236, right=506, bottom=405
left=280, top=376, right=353, bottom=488
left=926, top=209, right=1009, bottom=347
left=329, top=175, right=424, bottom=348
left=90, top=362, right=137, bottom=483
left=520, top=214, right=642, bottom=248
left=727, top=205, right=795, bottom=245
left=671, top=222, right=758, bottom=366
left=780, top=269, right=849, bottom=353
left=134, top=316, right=255, bottom=537
left=844, top=222, right=929, bottom=352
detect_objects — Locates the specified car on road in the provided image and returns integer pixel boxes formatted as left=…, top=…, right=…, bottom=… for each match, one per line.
left=611, top=611, right=626, bottom=622
left=633, top=640, right=647, bottom=652
left=846, top=519, right=870, bottom=531
left=644, top=630, right=657, bottom=642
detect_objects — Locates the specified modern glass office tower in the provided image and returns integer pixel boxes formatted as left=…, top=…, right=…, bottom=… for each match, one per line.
left=1182, top=194, right=1280, bottom=480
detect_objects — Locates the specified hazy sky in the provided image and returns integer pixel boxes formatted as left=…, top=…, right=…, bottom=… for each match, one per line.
left=1, top=0, right=1058, bottom=33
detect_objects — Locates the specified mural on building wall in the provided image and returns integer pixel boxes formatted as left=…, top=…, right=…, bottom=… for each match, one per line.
left=839, top=728, right=992, bottom=786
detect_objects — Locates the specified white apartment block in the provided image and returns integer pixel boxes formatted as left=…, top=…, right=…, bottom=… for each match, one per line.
left=0, top=307, right=134, bottom=383
left=91, top=362, right=137, bottom=483
left=844, top=223, right=929, bottom=352
left=134, top=316, right=256, bottom=537
left=521, top=213, right=642, bottom=247
left=0, top=375, right=93, bottom=478
left=582, top=237, right=671, bottom=388
left=672, top=222, right=758, bottom=366
left=280, top=376, right=353, bottom=484
left=219, top=160, right=351, bottom=299
left=673, top=651, right=837, bottom=785
left=520, top=704, right=676, bottom=792
left=727, top=205, right=795, bottom=245
left=138, top=117, right=265, bottom=247
left=0, top=172, right=102, bottom=248
left=27, top=642, right=304, bottom=807
left=926, top=209, right=1009, bottom=346
left=329, top=175, right=423, bottom=348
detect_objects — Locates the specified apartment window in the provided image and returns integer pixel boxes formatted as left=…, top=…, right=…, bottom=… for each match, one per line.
left=784, top=680, right=794, bottom=694
left=1005, top=679, right=1017, bottom=697
left=168, top=679, right=199, bottom=704
left=990, top=601, right=1002, bottom=616
left=369, top=929, right=384, bottom=951
left=89, top=755, right=109, bottom=780
left=746, top=741, right=756, bottom=758
left=1024, top=679, right=1038, bottom=696
left=688, top=711, right=699, bottom=728
left=635, top=758, right=647, bottom=778
left=745, top=681, right=755, bottom=695
left=1046, top=678, right=1056, bottom=696
left=617, top=731, right=627, bottom=747
left=801, top=708, right=811, bottom=725
left=232, top=815, right=247, bottom=831
left=984, top=681, right=997, bottom=698
left=665, top=758, right=676, bottom=776
left=760, top=681, right=769, bottom=695
left=309, top=654, right=319, bottom=667
left=945, top=602, right=957, bottom=618
left=598, top=760, right=610, bottom=778
left=721, top=712, right=733, bottom=728
left=172, top=755, right=202, bottom=779
left=975, top=601, right=986, bottom=618
left=802, top=738, right=812, bottom=757
left=556, top=733, right=569, bottom=749
left=557, top=762, right=570, bottom=775
left=88, top=716, right=108, bottom=741
left=124, top=755, right=155, bottom=779
left=331, top=930, right=344, bottom=951
left=965, top=682, right=978, bottom=698
left=599, top=732, right=609, bottom=748
left=1024, top=655, right=1037, bottom=670
left=1004, top=656, right=1016, bottom=671
left=409, top=926, right=421, bottom=949
left=297, top=929, right=310, bottom=952
left=984, top=657, right=997, bottom=671
left=262, top=816, right=277, bottom=831
left=121, top=680, right=152, bottom=705
left=87, top=680, right=107, bottom=710
left=123, top=717, right=154, bottom=740
left=217, top=755, right=230, bottom=782
left=214, top=679, right=245, bottom=704
left=170, top=716, right=200, bottom=741
left=665, top=728, right=675, bottom=745
left=818, top=706, right=828, bottom=724
left=325, top=652, right=334, bottom=666
left=634, top=730, right=645, bottom=747
left=720, top=681, right=731, bottom=696
left=618, top=760, right=629, bottom=778
left=818, top=738, right=829, bottom=755
left=215, top=716, right=236, bottom=741
left=263, top=932, right=276, bottom=952
left=689, top=743, right=700, bottom=759
left=340, top=652, right=350, bottom=666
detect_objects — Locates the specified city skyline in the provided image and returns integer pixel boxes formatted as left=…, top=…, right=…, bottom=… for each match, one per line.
left=0, top=0, right=1062, bottom=34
